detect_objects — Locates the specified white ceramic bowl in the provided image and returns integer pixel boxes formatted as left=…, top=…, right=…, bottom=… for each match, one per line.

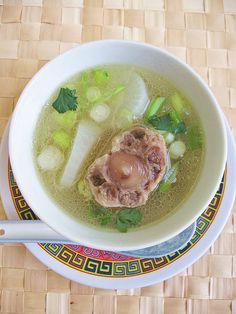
left=9, top=40, right=227, bottom=251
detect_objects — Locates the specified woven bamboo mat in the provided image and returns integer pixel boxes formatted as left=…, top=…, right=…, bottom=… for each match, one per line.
left=0, top=0, right=236, bottom=313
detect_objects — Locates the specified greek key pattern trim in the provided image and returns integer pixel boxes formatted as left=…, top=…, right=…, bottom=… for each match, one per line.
left=8, top=162, right=226, bottom=278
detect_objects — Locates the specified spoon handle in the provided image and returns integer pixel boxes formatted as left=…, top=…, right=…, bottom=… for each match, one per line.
left=0, top=220, right=75, bottom=244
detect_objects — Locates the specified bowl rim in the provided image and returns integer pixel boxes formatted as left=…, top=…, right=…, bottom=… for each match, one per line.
left=8, top=40, right=227, bottom=250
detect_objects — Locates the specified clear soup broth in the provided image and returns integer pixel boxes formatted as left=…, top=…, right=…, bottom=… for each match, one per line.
left=33, top=64, right=204, bottom=232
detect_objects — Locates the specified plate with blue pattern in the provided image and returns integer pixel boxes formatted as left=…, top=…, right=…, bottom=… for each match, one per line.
left=0, top=121, right=235, bottom=289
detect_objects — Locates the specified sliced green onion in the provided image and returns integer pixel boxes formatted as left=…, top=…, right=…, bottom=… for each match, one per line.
left=171, top=93, right=184, bottom=116
left=78, top=179, right=92, bottom=199
left=102, top=85, right=125, bottom=102
left=159, top=163, right=178, bottom=192
left=37, top=146, right=63, bottom=171
left=164, top=132, right=175, bottom=145
left=187, top=126, right=203, bottom=150
left=52, top=129, right=71, bottom=150
left=169, top=110, right=180, bottom=124
left=86, top=86, right=101, bottom=103
left=89, top=103, right=111, bottom=123
left=115, top=107, right=133, bottom=128
left=53, top=110, right=77, bottom=129
left=169, top=140, right=186, bottom=160
left=144, top=96, right=165, bottom=120
left=112, top=85, right=125, bottom=96
left=157, top=130, right=167, bottom=135
left=93, top=68, right=109, bottom=85
left=79, top=71, right=89, bottom=96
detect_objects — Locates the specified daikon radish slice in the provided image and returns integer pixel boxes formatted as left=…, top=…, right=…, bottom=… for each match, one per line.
left=60, top=120, right=102, bottom=187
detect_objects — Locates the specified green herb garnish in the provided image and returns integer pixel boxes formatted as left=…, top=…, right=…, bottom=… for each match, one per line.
left=52, top=88, right=78, bottom=113
left=88, top=201, right=112, bottom=226
left=115, top=208, right=142, bottom=233
left=78, top=180, right=92, bottom=200
left=159, top=163, right=179, bottom=192
left=53, top=110, right=77, bottom=129
left=79, top=72, right=89, bottom=92
left=173, top=121, right=186, bottom=134
left=88, top=202, right=142, bottom=232
left=116, top=218, right=128, bottom=233
left=187, top=126, right=203, bottom=150
left=171, top=93, right=184, bottom=115
left=169, top=110, right=180, bottom=124
left=144, top=96, right=165, bottom=120
left=93, top=68, right=109, bottom=85
left=52, top=129, right=71, bottom=149
left=101, top=85, right=125, bottom=102
left=95, top=206, right=112, bottom=226
left=148, top=113, right=186, bottom=134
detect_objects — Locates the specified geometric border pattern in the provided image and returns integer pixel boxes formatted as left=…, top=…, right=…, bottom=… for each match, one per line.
left=8, top=162, right=226, bottom=278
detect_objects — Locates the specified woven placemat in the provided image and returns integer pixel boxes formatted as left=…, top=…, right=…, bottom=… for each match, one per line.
left=0, top=0, right=236, bottom=313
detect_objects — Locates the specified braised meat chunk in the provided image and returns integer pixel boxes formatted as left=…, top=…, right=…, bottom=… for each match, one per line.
left=87, top=126, right=167, bottom=207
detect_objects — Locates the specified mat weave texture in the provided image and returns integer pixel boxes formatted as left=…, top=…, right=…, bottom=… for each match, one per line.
left=0, top=0, right=236, bottom=313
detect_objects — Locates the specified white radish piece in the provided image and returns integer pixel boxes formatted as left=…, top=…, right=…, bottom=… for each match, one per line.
left=169, top=140, right=186, bottom=160
left=37, top=146, right=63, bottom=171
left=60, top=120, right=102, bottom=187
left=123, top=73, right=149, bottom=118
left=89, top=103, right=111, bottom=123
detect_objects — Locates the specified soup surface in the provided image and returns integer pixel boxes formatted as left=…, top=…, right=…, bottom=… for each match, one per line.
left=33, top=64, right=204, bottom=232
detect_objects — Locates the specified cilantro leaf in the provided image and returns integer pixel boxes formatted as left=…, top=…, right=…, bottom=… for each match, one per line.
left=116, top=217, right=128, bottom=233
left=88, top=201, right=97, bottom=218
left=98, top=209, right=112, bottom=226
left=148, top=113, right=186, bottom=134
left=88, top=202, right=142, bottom=232
left=52, top=88, right=78, bottom=113
left=117, top=208, right=142, bottom=225
left=88, top=201, right=112, bottom=226
left=115, top=208, right=142, bottom=233
left=149, top=114, right=172, bottom=130
left=174, top=121, right=186, bottom=134
left=99, top=215, right=112, bottom=226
